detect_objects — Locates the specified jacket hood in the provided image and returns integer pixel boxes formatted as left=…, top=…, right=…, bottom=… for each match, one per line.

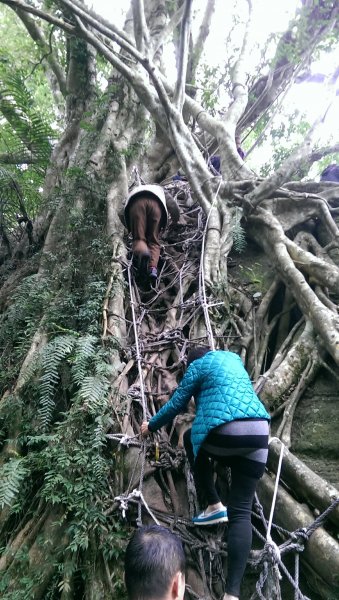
left=128, top=184, right=166, bottom=204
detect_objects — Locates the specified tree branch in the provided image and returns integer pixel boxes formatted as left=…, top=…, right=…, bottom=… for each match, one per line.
left=132, top=0, right=150, bottom=54
left=250, top=209, right=339, bottom=364
left=238, top=1, right=339, bottom=132
left=4, top=0, right=213, bottom=202
left=153, top=2, right=185, bottom=54
left=224, top=0, right=253, bottom=130
left=1, top=0, right=75, bottom=33
left=0, top=0, right=241, bottom=178
left=0, top=0, right=247, bottom=188
left=277, top=352, right=319, bottom=447
left=309, top=142, right=339, bottom=162
left=174, top=0, right=192, bottom=110
left=16, top=9, right=67, bottom=96
left=267, top=438, right=339, bottom=529
left=209, top=0, right=255, bottom=179
left=61, top=0, right=133, bottom=45
left=58, top=0, right=143, bottom=63
left=244, top=94, right=338, bottom=211
left=285, top=236, right=339, bottom=294
left=71, top=14, right=163, bottom=123
left=8, top=0, right=138, bottom=109
left=188, top=0, right=216, bottom=82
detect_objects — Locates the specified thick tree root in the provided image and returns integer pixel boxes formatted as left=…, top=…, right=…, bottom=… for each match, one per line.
left=267, top=440, right=339, bottom=529
left=257, top=473, right=339, bottom=591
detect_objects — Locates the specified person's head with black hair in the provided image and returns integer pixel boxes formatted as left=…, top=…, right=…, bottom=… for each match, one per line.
left=186, top=346, right=211, bottom=368
left=125, top=525, right=186, bottom=600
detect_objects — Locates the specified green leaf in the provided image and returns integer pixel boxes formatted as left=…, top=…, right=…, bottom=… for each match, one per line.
left=0, top=458, right=28, bottom=508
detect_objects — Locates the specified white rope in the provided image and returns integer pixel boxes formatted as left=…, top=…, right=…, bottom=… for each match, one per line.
left=294, top=553, right=300, bottom=600
left=265, top=436, right=285, bottom=564
left=253, top=438, right=317, bottom=599
left=106, top=433, right=139, bottom=446
left=251, top=437, right=285, bottom=595
left=127, top=262, right=148, bottom=420
left=126, top=262, right=150, bottom=525
left=199, top=179, right=222, bottom=351
left=114, top=489, right=160, bottom=525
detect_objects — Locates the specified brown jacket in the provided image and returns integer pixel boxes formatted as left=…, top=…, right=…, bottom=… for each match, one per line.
left=120, top=185, right=180, bottom=230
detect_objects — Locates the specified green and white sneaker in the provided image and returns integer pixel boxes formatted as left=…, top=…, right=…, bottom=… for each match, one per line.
left=192, top=507, right=228, bottom=526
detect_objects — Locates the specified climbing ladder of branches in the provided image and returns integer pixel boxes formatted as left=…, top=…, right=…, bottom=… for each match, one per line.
left=108, top=182, right=339, bottom=600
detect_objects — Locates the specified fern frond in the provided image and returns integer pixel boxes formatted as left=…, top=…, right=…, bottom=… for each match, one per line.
left=79, top=375, right=109, bottom=414
left=94, top=355, right=116, bottom=379
left=38, top=335, right=76, bottom=429
left=0, top=458, right=28, bottom=508
left=90, top=416, right=106, bottom=450
left=0, top=72, right=53, bottom=162
left=0, top=63, right=55, bottom=232
left=71, top=335, right=97, bottom=387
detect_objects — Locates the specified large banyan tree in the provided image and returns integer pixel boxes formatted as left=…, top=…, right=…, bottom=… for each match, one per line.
left=0, top=0, right=339, bottom=598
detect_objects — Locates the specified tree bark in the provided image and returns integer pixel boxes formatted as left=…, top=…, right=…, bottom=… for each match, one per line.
left=267, top=440, right=339, bottom=529
left=257, top=473, right=339, bottom=591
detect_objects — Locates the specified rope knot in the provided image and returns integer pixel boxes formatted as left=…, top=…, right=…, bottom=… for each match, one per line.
left=264, top=536, right=281, bottom=565
left=292, top=527, right=309, bottom=542
left=119, top=433, right=134, bottom=447
left=114, top=494, right=129, bottom=518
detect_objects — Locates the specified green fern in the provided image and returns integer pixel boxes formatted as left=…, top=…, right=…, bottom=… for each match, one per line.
left=0, top=163, right=44, bottom=226
left=0, top=71, right=53, bottom=162
left=91, top=416, right=106, bottom=449
left=76, top=345, right=115, bottom=414
left=38, top=335, right=76, bottom=429
left=0, top=458, right=28, bottom=508
left=71, top=335, right=97, bottom=386
left=34, top=334, right=113, bottom=427
left=0, top=275, right=52, bottom=395
left=0, top=61, right=55, bottom=236
left=79, top=375, right=109, bottom=414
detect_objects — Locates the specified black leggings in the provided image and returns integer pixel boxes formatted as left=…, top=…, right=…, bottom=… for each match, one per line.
left=183, top=419, right=269, bottom=597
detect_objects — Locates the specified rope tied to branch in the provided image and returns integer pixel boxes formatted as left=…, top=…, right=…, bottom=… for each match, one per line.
left=114, top=489, right=160, bottom=525
left=302, top=496, right=339, bottom=536
left=250, top=436, right=339, bottom=600
left=106, top=433, right=140, bottom=446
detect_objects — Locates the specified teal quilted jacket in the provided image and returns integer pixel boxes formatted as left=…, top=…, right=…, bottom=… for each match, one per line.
left=148, top=350, right=270, bottom=459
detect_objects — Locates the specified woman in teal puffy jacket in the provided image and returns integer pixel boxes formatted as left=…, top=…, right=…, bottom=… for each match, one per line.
left=141, top=347, right=270, bottom=600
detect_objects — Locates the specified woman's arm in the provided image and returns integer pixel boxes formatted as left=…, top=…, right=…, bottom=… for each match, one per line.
left=146, top=362, right=201, bottom=433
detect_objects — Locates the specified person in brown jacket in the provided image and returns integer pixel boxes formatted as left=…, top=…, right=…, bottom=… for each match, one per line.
left=123, top=185, right=180, bottom=281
